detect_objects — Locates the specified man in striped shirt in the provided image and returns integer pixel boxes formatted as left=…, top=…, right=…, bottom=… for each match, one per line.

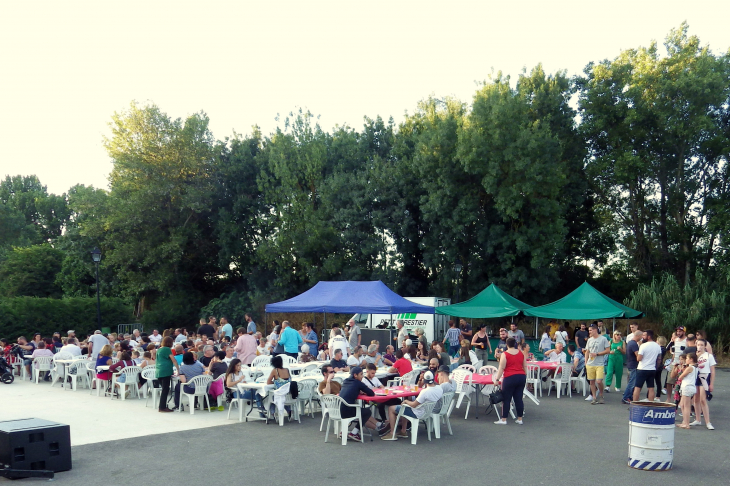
left=444, top=321, right=461, bottom=357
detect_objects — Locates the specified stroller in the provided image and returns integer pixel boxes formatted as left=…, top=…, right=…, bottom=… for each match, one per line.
left=0, top=355, right=15, bottom=384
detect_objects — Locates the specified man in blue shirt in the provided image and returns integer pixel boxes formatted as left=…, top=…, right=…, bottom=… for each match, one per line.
left=303, top=322, right=318, bottom=353
left=277, top=320, right=302, bottom=359
left=220, top=317, right=233, bottom=340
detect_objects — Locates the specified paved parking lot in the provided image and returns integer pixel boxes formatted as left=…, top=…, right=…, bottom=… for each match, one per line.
left=2, top=370, right=728, bottom=484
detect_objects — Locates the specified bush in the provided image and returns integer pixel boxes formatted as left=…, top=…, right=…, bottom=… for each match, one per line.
left=0, top=296, right=134, bottom=340
left=140, top=292, right=202, bottom=332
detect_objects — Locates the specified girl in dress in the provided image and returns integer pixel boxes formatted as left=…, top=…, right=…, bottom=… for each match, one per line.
left=692, top=339, right=716, bottom=430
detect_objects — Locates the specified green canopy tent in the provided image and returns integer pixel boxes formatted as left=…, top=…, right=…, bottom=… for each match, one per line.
left=436, top=283, right=533, bottom=318
left=523, top=281, right=643, bottom=335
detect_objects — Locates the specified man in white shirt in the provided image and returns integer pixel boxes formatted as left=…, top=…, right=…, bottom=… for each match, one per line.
left=328, top=328, right=349, bottom=359
left=544, top=342, right=567, bottom=363
left=384, top=371, right=443, bottom=440
left=633, top=330, right=662, bottom=402
left=60, top=338, right=82, bottom=357
left=88, top=330, right=109, bottom=359
left=149, top=330, right=162, bottom=344
left=625, top=322, right=640, bottom=343
left=347, top=346, right=366, bottom=367
left=132, top=329, right=141, bottom=343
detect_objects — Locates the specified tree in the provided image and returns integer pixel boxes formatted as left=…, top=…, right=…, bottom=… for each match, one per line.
left=102, top=102, right=221, bottom=304
left=0, top=245, right=63, bottom=298
left=0, top=175, right=70, bottom=244
left=578, top=23, right=730, bottom=283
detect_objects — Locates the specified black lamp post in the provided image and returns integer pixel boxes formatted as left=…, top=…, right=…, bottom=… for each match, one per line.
left=90, top=247, right=102, bottom=329
left=453, top=258, right=463, bottom=303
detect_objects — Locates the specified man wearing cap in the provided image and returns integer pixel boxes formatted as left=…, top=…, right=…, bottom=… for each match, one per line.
left=88, top=330, right=109, bottom=360
left=585, top=323, right=610, bottom=404
left=383, top=371, right=443, bottom=440
left=338, top=366, right=382, bottom=441
left=664, top=326, right=687, bottom=398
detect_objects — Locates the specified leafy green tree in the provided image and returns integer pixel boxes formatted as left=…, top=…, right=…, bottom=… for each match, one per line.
left=102, top=102, right=221, bottom=302
left=0, top=175, right=70, bottom=244
left=578, top=23, right=730, bottom=283
left=0, top=245, right=63, bottom=297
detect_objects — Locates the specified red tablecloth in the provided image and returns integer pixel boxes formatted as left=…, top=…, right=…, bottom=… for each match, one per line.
left=464, top=373, right=494, bottom=385
left=358, top=386, right=419, bottom=403
left=527, top=361, right=568, bottom=370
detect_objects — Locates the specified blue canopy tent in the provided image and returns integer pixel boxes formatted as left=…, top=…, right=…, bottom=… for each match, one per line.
left=265, top=281, right=435, bottom=334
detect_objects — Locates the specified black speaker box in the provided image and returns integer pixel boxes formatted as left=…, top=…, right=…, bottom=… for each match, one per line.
left=0, top=418, right=72, bottom=472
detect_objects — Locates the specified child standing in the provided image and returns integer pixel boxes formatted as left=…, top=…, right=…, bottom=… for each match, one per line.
left=676, top=353, right=697, bottom=429
left=672, top=354, right=687, bottom=409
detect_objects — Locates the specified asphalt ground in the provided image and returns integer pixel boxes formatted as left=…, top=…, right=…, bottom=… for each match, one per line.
left=3, top=369, right=729, bottom=485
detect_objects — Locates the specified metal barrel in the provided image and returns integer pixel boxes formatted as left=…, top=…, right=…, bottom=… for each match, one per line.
left=628, top=400, right=675, bottom=471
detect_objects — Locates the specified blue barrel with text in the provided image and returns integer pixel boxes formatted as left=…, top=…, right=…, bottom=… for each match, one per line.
left=628, top=401, right=675, bottom=471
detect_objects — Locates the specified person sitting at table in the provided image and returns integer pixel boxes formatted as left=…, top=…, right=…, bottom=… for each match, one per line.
left=434, top=365, right=456, bottom=413
left=109, top=351, right=135, bottom=396
left=317, top=343, right=331, bottom=361
left=414, top=341, right=429, bottom=364
left=382, top=345, right=396, bottom=366
left=454, top=339, right=472, bottom=371
left=257, top=338, right=270, bottom=356
left=200, top=345, right=216, bottom=367
left=347, top=346, right=367, bottom=367
left=402, top=339, right=413, bottom=359
left=30, top=341, right=54, bottom=381
left=95, top=345, right=114, bottom=391
left=173, top=344, right=185, bottom=365
left=225, top=358, right=265, bottom=416
left=330, top=348, right=349, bottom=372
left=387, top=349, right=412, bottom=376
left=206, top=351, right=228, bottom=379
left=544, top=342, right=567, bottom=363
left=266, top=355, right=292, bottom=416
left=298, top=344, right=316, bottom=363
left=434, top=342, right=450, bottom=368
left=418, top=358, right=440, bottom=387
left=363, top=344, right=382, bottom=366
left=173, top=351, right=206, bottom=411
left=318, top=364, right=341, bottom=395
left=340, top=366, right=387, bottom=441
left=492, top=337, right=527, bottom=425
left=519, top=342, right=534, bottom=361
left=383, top=370, right=443, bottom=440
left=338, top=366, right=383, bottom=441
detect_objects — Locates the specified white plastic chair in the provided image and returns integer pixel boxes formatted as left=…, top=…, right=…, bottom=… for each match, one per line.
left=113, top=365, right=141, bottom=400
left=320, top=394, right=367, bottom=445
left=272, top=382, right=300, bottom=426
left=526, top=363, right=542, bottom=397
left=570, top=367, right=588, bottom=396
left=64, top=360, right=89, bottom=391
left=479, top=365, right=498, bottom=376
left=279, top=355, right=297, bottom=368
left=180, top=375, right=213, bottom=414
left=141, top=367, right=163, bottom=406
left=300, top=363, right=320, bottom=374
left=296, top=378, right=319, bottom=418
left=468, top=350, right=478, bottom=364
left=472, top=360, right=483, bottom=371
left=548, top=364, right=572, bottom=398
left=432, top=391, right=455, bottom=438
left=400, top=370, right=420, bottom=387
left=452, top=369, right=474, bottom=419
left=33, top=357, right=53, bottom=384
left=457, top=364, right=476, bottom=373
left=49, top=353, right=73, bottom=387
left=301, top=369, right=323, bottom=379
left=251, top=356, right=272, bottom=368
left=210, top=374, right=226, bottom=408
left=390, top=401, right=436, bottom=444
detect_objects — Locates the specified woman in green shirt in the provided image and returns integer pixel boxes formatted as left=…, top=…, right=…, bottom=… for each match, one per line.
left=156, top=336, right=180, bottom=412
left=604, top=331, right=625, bottom=392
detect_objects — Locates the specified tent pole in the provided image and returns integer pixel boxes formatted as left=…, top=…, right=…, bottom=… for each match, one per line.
left=612, top=317, right=616, bottom=334
left=265, top=312, right=268, bottom=336
left=534, top=317, right=538, bottom=338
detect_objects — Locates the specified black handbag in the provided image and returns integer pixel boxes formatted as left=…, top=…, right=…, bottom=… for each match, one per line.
left=488, top=389, right=504, bottom=405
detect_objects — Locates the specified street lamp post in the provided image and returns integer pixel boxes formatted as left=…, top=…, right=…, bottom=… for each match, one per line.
left=453, top=259, right=463, bottom=303
left=90, top=247, right=102, bottom=330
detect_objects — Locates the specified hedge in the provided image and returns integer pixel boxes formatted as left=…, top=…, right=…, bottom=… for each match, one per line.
left=0, top=296, right=135, bottom=341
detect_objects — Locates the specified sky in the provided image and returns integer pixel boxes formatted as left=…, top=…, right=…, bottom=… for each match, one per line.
left=1, top=0, right=729, bottom=196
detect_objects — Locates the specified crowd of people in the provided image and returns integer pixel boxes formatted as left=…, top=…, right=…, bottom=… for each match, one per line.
left=2, top=316, right=719, bottom=434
